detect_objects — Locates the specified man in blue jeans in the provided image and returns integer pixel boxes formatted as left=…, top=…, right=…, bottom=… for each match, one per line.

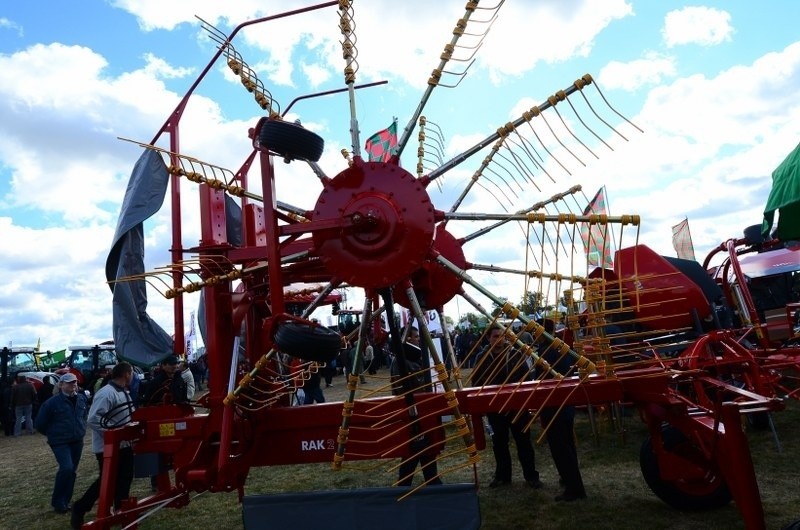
left=11, top=373, right=36, bottom=436
left=35, top=372, right=88, bottom=514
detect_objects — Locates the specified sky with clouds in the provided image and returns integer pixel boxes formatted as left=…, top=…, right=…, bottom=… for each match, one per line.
left=1, top=0, right=799, bottom=352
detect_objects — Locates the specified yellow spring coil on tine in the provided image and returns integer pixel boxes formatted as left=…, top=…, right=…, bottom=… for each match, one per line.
left=574, top=74, right=594, bottom=90
left=501, top=302, right=519, bottom=320
left=337, top=426, right=350, bottom=446
left=441, top=43, right=455, bottom=61
left=226, top=58, right=242, bottom=75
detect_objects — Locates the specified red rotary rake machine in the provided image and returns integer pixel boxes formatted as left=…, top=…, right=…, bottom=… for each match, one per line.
left=89, top=2, right=800, bottom=529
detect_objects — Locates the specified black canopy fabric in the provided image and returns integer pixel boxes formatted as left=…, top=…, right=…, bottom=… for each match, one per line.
left=105, top=149, right=173, bottom=368
left=662, top=256, right=724, bottom=304
left=242, top=484, right=480, bottom=530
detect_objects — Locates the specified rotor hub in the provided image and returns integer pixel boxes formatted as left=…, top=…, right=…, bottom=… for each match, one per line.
left=313, top=160, right=435, bottom=289
left=394, top=227, right=467, bottom=310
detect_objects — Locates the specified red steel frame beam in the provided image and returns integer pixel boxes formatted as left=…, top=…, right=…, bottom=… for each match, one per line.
left=88, top=364, right=778, bottom=530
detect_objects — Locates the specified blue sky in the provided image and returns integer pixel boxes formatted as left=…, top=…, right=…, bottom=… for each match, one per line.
left=2, top=0, right=800, bottom=350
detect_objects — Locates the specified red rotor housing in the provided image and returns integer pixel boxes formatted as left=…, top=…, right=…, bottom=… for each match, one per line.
left=312, top=159, right=435, bottom=289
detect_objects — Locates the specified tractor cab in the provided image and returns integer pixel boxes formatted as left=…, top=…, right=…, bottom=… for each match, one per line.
left=336, top=310, right=361, bottom=335
left=0, top=347, right=52, bottom=434
left=65, top=342, right=118, bottom=392
left=0, top=347, right=38, bottom=385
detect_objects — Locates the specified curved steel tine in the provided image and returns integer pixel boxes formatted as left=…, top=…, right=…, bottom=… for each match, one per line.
left=475, top=180, right=510, bottom=212
left=507, top=134, right=555, bottom=183
left=494, top=142, right=540, bottom=189
left=577, top=88, right=630, bottom=142
left=437, top=58, right=476, bottom=89
left=564, top=95, right=613, bottom=151
left=539, top=109, right=585, bottom=168
left=485, top=162, right=525, bottom=195
left=552, top=104, right=599, bottom=160
left=523, top=119, right=571, bottom=177
left=591, top=81, right=644, bottom=134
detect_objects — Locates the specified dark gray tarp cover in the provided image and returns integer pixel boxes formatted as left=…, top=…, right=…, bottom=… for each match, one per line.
left=196, top=194, right=243, bottom=348
left=241, top=484, right=480, bottom=530
left=105, top=149, right=173, bottom=368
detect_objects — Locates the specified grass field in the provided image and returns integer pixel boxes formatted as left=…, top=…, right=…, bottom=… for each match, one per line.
left=2, top=381, right=798, bottom=530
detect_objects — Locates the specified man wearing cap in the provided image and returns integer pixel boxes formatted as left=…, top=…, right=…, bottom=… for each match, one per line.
left=140, top=355, right=188, bottom=405
left=35, top=372, right=89, bottom=514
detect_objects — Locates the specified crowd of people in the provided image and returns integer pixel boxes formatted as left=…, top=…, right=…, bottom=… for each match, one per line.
left=8, top=353, right=201, bottom=528
left=8, top=320, right=590, bottom=527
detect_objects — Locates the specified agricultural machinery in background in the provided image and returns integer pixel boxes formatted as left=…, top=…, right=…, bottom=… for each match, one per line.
left=51, top=343, right=116, bottom=389
left=86, top=2, right=800, bottom=529
left=0, top=346, right=61, bottom=393
left=0, top=346, right=60, bottom=435
left=0, top=346, right=39, bottom=386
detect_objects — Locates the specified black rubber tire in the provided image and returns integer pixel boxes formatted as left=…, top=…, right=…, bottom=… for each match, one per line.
left=259, top=119, right=324, bottom=162
left=274, top=321, right=341, bottom=363
left=640, top=424, right=732, bottom=510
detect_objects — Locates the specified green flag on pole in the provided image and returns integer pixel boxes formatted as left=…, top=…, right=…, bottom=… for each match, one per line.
left=38, top=349, right=67, bottom=369
left=762, top=141, right=800, bottom=240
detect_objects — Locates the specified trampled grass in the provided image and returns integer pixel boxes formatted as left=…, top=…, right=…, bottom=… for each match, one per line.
left=1, top=390, right=798, bottom=530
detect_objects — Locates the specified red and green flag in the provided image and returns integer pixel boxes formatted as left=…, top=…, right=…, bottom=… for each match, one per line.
left=580, top=187, right=614, bottom=269
left=364, top=120, right=398, bottom=162
left=671, top=218, right=696, bottom=261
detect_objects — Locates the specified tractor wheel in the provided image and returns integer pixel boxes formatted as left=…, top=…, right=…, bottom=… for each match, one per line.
left=274, top=321, right=341, bottom=363
left=640, top=425, right=732, bottom=510
left=259, top=119, right=324, bottom=162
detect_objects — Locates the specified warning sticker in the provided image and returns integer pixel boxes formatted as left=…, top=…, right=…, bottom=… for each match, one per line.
left=159, top=423, right=176, bottom=437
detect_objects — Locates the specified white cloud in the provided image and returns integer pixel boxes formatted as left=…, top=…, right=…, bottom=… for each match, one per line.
left=599, top=52, right=677, bottom=91
left=301, top=62, right=332, bottom=88
left=0, top=17, right=23, bottom=37
left=0, top=40, right=264, bottom=347
left=478, top=0, right=634, bottom=80
left=3, top=1, right=800, bottom=350
left=576, top=42, right=800, bottom=257
left=662, top=6, right=733, bottom=48
left=108, top=1, right=634, bottom=93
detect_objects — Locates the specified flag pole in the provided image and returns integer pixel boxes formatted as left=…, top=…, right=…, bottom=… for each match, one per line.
left=604, top=185, right=617, bottom=265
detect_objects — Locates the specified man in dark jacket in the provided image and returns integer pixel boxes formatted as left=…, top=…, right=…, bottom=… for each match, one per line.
left=536, top=318, right=587, bottom=502
left=11, top=373, right=36, bottom=436
left=140, top=355, right=188, bottom=405
left=471, top=326, right=542, bottom=489
left=35, top=372, right=88, bottom=514
left=391, top=327, right=443, bottom=487
left=138, top=355, right=188, bottom=492
left=302, top=363, right=325, bottom=405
